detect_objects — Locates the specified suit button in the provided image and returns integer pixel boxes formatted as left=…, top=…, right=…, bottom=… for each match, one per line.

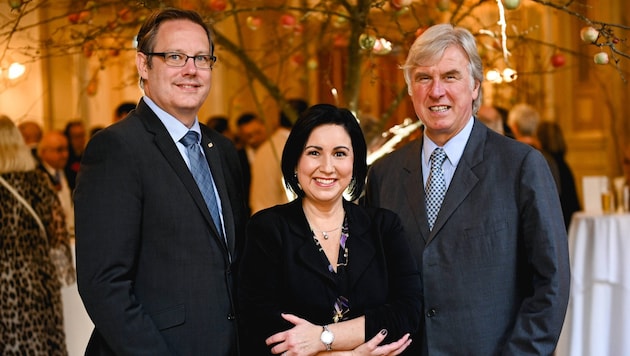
left=426, top=308, right=437, bottom=318
left=227, top=313, right=236, bottom=321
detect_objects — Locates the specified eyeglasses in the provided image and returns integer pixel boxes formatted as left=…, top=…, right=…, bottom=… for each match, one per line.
left=146, top=52, right=217, bottom=69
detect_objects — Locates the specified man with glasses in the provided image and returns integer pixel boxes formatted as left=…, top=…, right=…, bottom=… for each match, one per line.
left=74, top=8, right=247, bottom=355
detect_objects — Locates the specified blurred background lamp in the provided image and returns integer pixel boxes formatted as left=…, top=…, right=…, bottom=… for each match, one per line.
left=485, top=69, right=502, bottom=83
left=8, top=62, right=26, bottom=80
left=502, top=67, right=518, bottom=83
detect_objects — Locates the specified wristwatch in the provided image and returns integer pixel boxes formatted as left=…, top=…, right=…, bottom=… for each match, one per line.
left=320, top=325, right=334, bottom=351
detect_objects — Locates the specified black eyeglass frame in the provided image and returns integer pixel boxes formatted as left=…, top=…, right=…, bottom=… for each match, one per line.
left=145, top=52, right=217, bottom=69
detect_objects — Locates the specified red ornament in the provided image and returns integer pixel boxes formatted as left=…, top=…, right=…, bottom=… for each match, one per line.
left=290, top=54, right=305, bottom=66
left=246, top=16, right=261, bottom=30
left=117, top=8, right=133, bottom=23
left=280, top=14, right=296, bottom=29
left=550, top=53, right=566, bottom=68
left=415, top=26, right=428, bottom=38
left=68, top=12, right=80, bottom=24
left=208, top=0, right=227, bottom=12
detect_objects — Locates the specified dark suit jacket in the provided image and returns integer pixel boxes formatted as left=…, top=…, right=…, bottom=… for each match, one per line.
left=237, top=199, right=422, bottom=355
left=365, top=120, right=570, bottom=355
left=74, top=99, right=248, bottom=356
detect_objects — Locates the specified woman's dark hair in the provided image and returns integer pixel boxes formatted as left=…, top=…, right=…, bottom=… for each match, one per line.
left=281, top=104, right=367, bottom=201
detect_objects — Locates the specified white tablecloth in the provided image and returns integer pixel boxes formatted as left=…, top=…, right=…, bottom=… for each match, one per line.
left=61, top=241, right=93, bottom=356
left=556, top=212, right=630, bottom=356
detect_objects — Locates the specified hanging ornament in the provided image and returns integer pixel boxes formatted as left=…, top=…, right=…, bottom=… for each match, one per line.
left=117, top=7, right=134, bottom=24
left=86, top=73, right=99, bottom=96
left=290, top=54, right=305, bottom=66
left=82, top=41, right=96, bottom=58
left=593, top=52, right=609, bottom=65
left=333, top=16, right=347, bottom=28
left=208, top=0, right=227, bottom=12
left=502, top=0, right=521, bottom=10
left=550, top=53, right=566, bottom=68
left=246, top=16, right=261, bottom=30
left=580, top=26, right=599, bottom=44
left=415, top=26, right=428, bottom=38
left=8, top=0, right=23, bottom=10
left=307, top=58, right=318, bottom=70
left=390, top=0, right=412, bottom=10
left=436, top=0, right=450, bottom=12
left=280, top=14, right=296, bottom=29
left=68, top=12, right=80, bottom=24
left=372, top=38, right=393, bottom=55
left=359, top=34, right=376, bottom=50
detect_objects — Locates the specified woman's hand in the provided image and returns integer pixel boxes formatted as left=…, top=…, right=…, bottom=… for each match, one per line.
left=314, top=330, right=411, bottom=356
left=348, top=330, right=411, bottom=356
left=266, top=313, right=323, bottom=356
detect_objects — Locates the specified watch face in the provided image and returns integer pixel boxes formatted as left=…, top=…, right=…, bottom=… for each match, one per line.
left=321, top=330, right=334, bottom=344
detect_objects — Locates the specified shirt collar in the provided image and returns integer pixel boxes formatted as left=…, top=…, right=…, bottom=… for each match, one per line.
left=422, top=116, right=474, bottom=167
left=143, top=96, right=201, bottom=143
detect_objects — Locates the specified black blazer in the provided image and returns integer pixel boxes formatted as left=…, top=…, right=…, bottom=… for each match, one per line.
left=238, top=198, right=423, bottom=355
left=365, top=120, right=570, bottom=355
left=74, top=99, right=248, bottom=356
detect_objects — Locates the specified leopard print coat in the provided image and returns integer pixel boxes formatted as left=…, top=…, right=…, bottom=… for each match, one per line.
left=1, top=170, right=73, bottom=355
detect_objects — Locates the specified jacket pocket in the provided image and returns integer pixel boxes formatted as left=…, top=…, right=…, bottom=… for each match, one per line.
left=150, top=304, right=186, bottom=330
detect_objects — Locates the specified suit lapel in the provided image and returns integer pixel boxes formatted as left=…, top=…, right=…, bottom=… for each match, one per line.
left=427, top=120, right=485, bottom=244
left=200, top=130, right=235, bottom=255
left=343, top=203, right=376, bottom=291
left=401, top=140, right=431, bottom=243
left=138, top=100, right=229, bottom=254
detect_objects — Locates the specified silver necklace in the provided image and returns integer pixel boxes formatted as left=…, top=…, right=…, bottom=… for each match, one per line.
left=311, top=226, right=342, bottom=240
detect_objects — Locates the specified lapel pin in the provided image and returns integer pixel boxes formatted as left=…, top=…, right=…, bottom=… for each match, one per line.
left=207, top=142, right=214, bottom=148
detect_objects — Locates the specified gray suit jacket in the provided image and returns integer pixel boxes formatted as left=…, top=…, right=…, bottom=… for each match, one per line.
left=365, top=119, right=570, bottom=355
left=74, top=99, right=247, bottom=355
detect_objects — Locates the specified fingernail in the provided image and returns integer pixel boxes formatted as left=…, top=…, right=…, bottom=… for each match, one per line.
left=380, top=329, right=387, bottom=335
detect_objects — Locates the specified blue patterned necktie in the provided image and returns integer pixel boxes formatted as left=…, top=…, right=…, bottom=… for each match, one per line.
left=180, top=131, right=223, bottom=237
left=425, top=148, right=447, bottom=231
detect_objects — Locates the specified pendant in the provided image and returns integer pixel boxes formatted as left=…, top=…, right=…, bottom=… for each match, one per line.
left=322, top=231, right=329, bottom=240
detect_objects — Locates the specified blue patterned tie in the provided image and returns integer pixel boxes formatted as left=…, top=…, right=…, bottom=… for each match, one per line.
left=426, top=148, right=447, bottom=231
left=180, top=131, right=223, bottom=236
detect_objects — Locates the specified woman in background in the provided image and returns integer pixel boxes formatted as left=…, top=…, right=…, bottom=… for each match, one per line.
left=537, top=121, right=581, bottom=228
left=0, top=115, right=74, bottom=355
left=238, top=104, right=422, bottom=355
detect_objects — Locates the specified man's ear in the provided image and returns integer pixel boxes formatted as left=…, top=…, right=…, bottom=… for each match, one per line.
left=136, top=52, right=149, bottom=81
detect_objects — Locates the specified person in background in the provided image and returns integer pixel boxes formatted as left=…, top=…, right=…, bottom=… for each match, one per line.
left=508, top=103, right=562, bottom=195
left=237, top=112, right=268, bottom=163
left=113, top=102, right=136, bottom=123
left=238, top=104, right=422, bottom=355
left=74, top=8, right=247, bottom=355
left=537, top=120, right=581, bottom=228
left=207, top=115, right=252, bottom=215
left=63, top=120, right=86, bottom=191
left=37, top=131, right=74, bottom=236
left=1, top=115, right=74, bottom=355
left=495, top=106, right=514, bottom=139
left=18, top=120, right=43, bottom=159
left=476, top=105, right=504, bottom=135
left=364, top=23, right=570, bottom=355
left=249, top=98, right=308, bottom=214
